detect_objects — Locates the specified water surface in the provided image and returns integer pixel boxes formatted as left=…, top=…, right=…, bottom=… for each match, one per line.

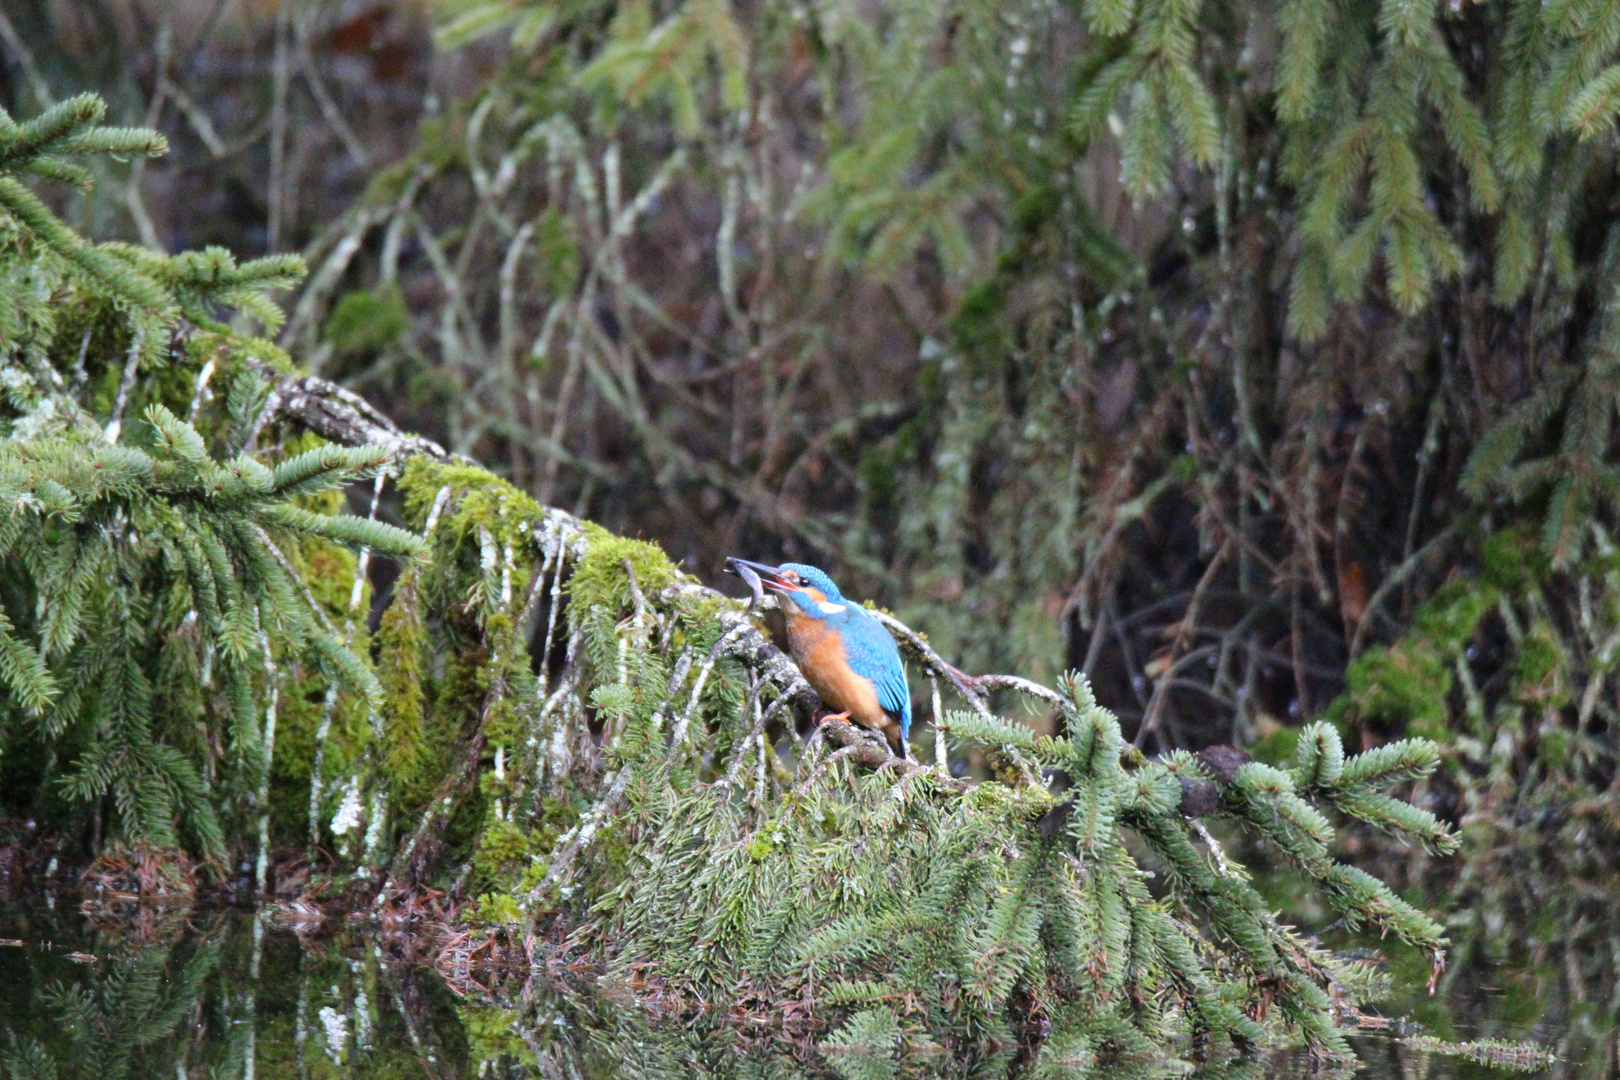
left=0, top=890, right=1597, bottom=1080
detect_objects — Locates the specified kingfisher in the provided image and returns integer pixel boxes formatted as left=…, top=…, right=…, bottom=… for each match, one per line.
left=726, top=559, right=912, bottom=757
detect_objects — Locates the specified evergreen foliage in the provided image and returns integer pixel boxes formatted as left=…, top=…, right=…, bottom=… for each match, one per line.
left=0, top=942, right=218, bottom=1080
left=0, top=80, right=1522, bottom=1075
left=0, top=94, right=419, bottom=861
left=13, top=0, right=1620, bottom=877
left=0, top=6, right=1611, bottom=1073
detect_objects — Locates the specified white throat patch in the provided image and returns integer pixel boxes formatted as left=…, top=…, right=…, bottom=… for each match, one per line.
left=817, top=601, right=846, bottom=615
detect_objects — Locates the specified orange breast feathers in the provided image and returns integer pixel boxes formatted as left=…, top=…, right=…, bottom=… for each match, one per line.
left=783, top=610, right=886, bottom=730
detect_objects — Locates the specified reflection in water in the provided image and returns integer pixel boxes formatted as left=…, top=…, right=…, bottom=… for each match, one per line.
left=1424, top=821, right=1620, bottom=1080
left=0, top=891, right=1585, bottom=1080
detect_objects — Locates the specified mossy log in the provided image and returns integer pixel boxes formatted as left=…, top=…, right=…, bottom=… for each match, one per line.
left=248, top=371, right=1460, bottom=1069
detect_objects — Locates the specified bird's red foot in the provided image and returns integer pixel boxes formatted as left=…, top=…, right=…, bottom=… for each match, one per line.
left=819, top=711, right=850, bottom=723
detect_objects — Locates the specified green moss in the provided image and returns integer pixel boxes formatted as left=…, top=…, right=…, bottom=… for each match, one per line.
left=949, top=275, right=1009, bottom=361
left=1341, top=642, right=1452, bottom=737
left=376, top=567, right=427, bottom=790
left=1331, top=574, right=1497, bottom=741
left=400, top=457, right=544, bottom=539
left=1249, top=723, right=1300, bottom=766
left=459, top=1001, right=536, bottom=1067
left=536, top=208, right=581, bottom=300
left=473, top=817, right=541, bottom=892
left=325, top=283, right=409, bottom=359
left=1481, top=527, right=1548, bottom=592
left=293, top=534, right=363, bottom=622
left=746, top=831, right=779, bottom=860
left=484, top=695, right=524, bottom=748
left=1511, top=623, right=1568, bottom=708
left=1536, top=726, right=1572, bottom=771
left=568, top=524, right=679, bottom=616
left=1412, top=579, right=1499, bottom=644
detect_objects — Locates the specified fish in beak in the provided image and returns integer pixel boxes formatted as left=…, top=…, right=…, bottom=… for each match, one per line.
left=724, top=557, right=805, bottom=608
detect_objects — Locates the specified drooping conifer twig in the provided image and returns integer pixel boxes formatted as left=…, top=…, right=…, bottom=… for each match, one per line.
left=308, top=469, right=390, bottom=868
left=253, top=632, right=281, bottom=896
left=314, top=457, right=1453, bottom=1065
left=383, top=528, right=552, bottom=894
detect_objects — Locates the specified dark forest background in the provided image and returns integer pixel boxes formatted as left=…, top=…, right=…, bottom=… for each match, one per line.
left=8, top=2, right=1620, bottom=1062
left=7, top=0, right=1620, bottom=789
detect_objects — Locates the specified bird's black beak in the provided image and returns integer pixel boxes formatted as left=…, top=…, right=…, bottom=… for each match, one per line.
left=724, top=557, right=795, bottom=592
left=724, top=558, right=804, bottom=614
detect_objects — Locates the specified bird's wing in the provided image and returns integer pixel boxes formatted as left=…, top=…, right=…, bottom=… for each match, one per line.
left=842, top=613, right=910, bottom=721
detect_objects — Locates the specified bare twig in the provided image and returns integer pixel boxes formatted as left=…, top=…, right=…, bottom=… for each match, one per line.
left=1348, top=522, right=1461, bottom=659
left=104, top=330, right=146, bottom=444
left=669, top=623, right=751, bottom=751
left=266, top=0, right=293, bottom=253
left=295, top=17, right=369, bottom=168
left=252, top=373, right=453, bottom=459
left=867, top=609, right=992, bottom=716
left=161, top=75, right=227, bottom=157
left=1137, top=539, right=1232, bottom=748
left=284, top=208, right=380, bottom=348
left=254, top=630, right=281, bottom=895
left=187, top=358, right=217, bottom=422
left=931, top=674, right=946, bottom=773
left=0, top=11, right=53, bottom=106
left=522, top=767, right=630, bottom=908
left=126, top=27, right=171, bottom=251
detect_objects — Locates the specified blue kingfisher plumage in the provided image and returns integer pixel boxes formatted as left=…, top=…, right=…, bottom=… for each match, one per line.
left=727, top=558, right=912, bottom=755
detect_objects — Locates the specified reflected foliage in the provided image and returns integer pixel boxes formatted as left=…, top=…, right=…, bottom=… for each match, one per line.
left=0, top=896, right=1585, bottom=1080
